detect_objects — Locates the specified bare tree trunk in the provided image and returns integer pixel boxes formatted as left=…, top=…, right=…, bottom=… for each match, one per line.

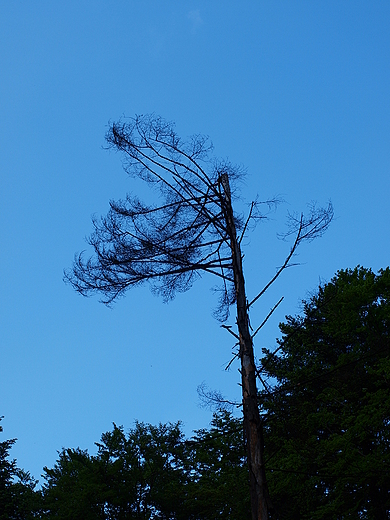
left=221, top=174, right=270, bottom=520
left=66, top=117, right=333, bottom=520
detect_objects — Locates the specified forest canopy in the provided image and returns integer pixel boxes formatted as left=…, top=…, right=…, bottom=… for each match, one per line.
left=260, top=266, right=390, bottom=519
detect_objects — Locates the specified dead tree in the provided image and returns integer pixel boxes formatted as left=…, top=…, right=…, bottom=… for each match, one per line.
left=64, top=114, right=333, bottom=520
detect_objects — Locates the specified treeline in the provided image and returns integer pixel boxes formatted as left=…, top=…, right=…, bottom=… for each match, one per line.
left=1, top=266, right=390, bottom=519
left=1, top=412, right=249, bottom=519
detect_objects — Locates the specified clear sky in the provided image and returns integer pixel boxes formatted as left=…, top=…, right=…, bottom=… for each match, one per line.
left=1, top=1, right=389, bottom=485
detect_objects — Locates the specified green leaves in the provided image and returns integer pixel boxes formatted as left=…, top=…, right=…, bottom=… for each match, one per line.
left=260, top=266, right=390, bottom=519
left=0, top=417, right=41, bottom=520
left=41, top=412, right=250, bottom=520
left=184, top=411, right=249, bottom=520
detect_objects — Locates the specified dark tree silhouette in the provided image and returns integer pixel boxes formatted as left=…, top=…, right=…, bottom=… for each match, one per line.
left=260, top=267, right=390, bottom=519
left=42, top=411, right=249, bottom=519
left=0, top=417, right=41, bottom=518
left=65, top=114, right=333, bottom=520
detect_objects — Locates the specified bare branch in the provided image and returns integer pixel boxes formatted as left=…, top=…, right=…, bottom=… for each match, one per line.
left=248, top=229, right=301, bottom=309
left=238, top=197, right=282, bottom=245
left=197, top=382, right=241, bottom=411
left=251, top=297, right=284, bottom=339
left=224, top=351, right=240, bottom=371
left=238, top=201, right=256, bottom=245
left=221, top=324, right=240, bottom=340
left=248, top=202, right=333, bottom=309
left=279, top=201, right=334, bottom=242
left=255, top=367, right=273, bottom=396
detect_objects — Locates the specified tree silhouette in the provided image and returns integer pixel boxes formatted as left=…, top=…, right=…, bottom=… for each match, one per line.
left=65, top=114, right=333, bottom=520
left=260, top=267, right=390, bottom=519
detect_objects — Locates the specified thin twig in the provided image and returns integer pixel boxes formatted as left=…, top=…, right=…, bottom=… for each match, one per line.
left=251, top=297, right=284, bottom=339
left=247, top=221, right=302, bottom=309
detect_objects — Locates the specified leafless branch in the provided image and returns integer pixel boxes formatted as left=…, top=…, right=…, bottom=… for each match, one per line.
left=197, top=382, right=241, bottom=411
left=224, top=351, right=240, bottom=371
left=251, top=297, right=284, bottom=339
left=221, top=324, right=240, bottom=340
left=248, top=202, right=333, bottom=309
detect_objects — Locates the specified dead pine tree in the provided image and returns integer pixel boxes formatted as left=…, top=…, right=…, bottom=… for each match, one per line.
left=64, top=114, right=333, bottom=520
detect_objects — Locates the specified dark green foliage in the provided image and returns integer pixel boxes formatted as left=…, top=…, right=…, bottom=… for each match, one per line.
left=0, top=417, right=41, bottom=520
left=42, top=448, right=107, bottom=520
left=185, top=411, right=250, bottom=520
left=41, top=412, right=250, bottom=519
left=42, top=422, right=187, bottom=519
left=96, top=421, right=188, bottom=519
left=260, top=267, right=390, bottom=519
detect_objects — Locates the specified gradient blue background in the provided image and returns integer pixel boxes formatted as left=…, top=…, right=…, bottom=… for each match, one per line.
left=1, top=1, right=389, bottom=484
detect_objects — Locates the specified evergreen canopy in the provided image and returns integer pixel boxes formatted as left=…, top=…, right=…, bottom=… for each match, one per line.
left=261, top=266, right=390, bottom=519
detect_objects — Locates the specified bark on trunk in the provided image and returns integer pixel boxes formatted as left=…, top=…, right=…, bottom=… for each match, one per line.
left=220, top=174, right=270, bottom=520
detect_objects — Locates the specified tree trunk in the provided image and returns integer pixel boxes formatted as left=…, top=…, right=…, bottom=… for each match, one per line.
left=221, top=174, right=270, bottom=520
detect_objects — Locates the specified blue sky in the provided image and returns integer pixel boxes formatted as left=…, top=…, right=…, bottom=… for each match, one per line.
left=1, top=1, right=389, bottom=484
